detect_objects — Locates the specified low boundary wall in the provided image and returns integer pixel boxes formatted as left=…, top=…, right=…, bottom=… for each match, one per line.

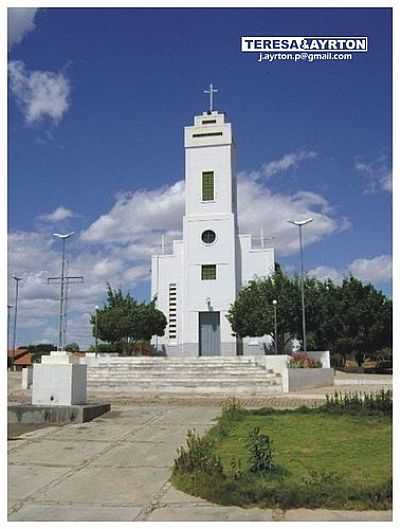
left=257, top=352, right=333, bottom=393
left=288, top=368, right=335, bottom=392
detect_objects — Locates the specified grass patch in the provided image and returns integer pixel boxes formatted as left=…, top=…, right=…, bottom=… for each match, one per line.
left=171, top=396, right=392, bottom=510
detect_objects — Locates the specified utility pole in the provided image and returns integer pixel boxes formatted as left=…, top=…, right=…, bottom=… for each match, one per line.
left=62, top=258, right=70, bottom=348
left=12, top=276, right=23, bottom=368
left=48, top=233, right=83, bottom=350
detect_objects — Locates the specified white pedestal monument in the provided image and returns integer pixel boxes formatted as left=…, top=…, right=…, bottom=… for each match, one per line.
left=32, top=351, right=87, bottom=406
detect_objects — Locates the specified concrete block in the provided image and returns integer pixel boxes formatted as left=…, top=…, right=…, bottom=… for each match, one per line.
left=41, top=350, right=79, bottom=365
left=21, top=367, right=33, bottom=389
left=32, top=363, right=87, bottom=405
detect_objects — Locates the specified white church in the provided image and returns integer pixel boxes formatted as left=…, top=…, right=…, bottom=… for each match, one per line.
left=151, top=86, right=275, bottom=357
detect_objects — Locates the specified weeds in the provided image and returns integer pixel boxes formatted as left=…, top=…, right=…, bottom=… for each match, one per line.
left=173, top=429, right=224, bottom=477
left=324, top=390, right=392, bottom=416
left=212, top=397, right=247, bottom=439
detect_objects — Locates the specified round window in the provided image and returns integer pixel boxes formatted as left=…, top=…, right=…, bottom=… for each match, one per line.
left=201, top=230, right=216, bottom=244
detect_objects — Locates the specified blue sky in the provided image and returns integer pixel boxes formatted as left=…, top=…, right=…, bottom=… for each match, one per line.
left=8, top=7, right=392, bottom=348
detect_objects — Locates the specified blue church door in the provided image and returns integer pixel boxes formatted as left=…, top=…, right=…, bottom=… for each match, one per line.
left=199, top=312, right=220, bottom=356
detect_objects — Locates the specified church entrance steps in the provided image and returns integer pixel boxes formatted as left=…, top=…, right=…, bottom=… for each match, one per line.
left=92, top=358, right=260, bottom=365
left=87, top=386, right=282, bottom=395
left=88, top=367, right=274, bottom=374
left=86, top=357, right=283, bottom=395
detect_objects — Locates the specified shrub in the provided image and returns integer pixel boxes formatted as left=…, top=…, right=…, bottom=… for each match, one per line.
left=288, top=352, right=322, bottom=368
left=173, top=429, right=225, bottom=477
left=230, top=456, right=242, bottom=480
left=246, top=426, right=274, bottom=474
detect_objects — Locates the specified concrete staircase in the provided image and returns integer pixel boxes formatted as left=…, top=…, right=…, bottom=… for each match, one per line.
left=87, top=356, right=283, bottom=396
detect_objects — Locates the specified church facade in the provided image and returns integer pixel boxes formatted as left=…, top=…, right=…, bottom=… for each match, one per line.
left=151, top=105, right=275, bottom=357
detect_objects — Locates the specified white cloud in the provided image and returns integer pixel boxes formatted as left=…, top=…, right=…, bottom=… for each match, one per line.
left=237, top=177, right=347, bottom=257
left=8, top=8, right=38, bottom=48
left=81, top=181, right=185, bottom=244
left=81, top=173, right=348, bottom=259
left=355, top=157, right=392, bottom=194
left=39, top=206, right=76, bottom=223
left=348, top=255, right=392, bottom=283
left=308, top=265, right=343, bottom=284
left=92, top=258, right=124, bottom=278
left=8, top=232, right=150, bottom=348
left=246, top=150, right=318, bottom=181
left=8, top=60, right=70, bottom=125
left=381, top=173, right=392, bottom=193
left=7, top=155, right=355, bottom=348
left=309, top=255, right=392, bottom=285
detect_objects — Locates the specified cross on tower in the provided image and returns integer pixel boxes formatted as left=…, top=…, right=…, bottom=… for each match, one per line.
left=203, top=83, right=218, bottom=112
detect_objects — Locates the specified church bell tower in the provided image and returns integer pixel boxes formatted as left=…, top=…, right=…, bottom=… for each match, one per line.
left=181, top=84, right=239, bottom=356
left=151, top=84, right=275, bottom=357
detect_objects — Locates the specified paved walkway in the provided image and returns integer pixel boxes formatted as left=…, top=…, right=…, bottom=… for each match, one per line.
left=8, top=404, right=392, bottom=522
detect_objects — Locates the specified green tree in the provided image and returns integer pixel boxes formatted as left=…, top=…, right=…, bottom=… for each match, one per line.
left=133, top=299, right=169, bottom=341
left=227, top=269, right=301, bottom=353
left=65, top=342, right=80, bottom=352
left=227, top=271, right=392, bottom=362
left=88, top=342, right=122, bottom=353
left=27, top=343, right=54, bottom=354
left=91, top=284, right=167, bottom=354
left=335, top=277, right=392, bottom=366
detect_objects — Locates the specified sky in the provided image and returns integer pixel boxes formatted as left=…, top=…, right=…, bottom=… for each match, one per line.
left=7, top=7, right=392, bottom=349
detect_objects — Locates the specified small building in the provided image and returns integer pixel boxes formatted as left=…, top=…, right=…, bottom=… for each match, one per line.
left=151, top=98, right=275, bottom=357
left=8, top=348, right=32, bottom=371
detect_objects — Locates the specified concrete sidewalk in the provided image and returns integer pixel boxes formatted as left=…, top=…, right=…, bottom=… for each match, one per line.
left=8, top=404, right=392, bottom=522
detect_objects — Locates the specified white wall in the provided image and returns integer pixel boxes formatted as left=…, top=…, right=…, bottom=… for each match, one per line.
left=239, top=235, right=275, bottom=284
left=151, top=241, right=184, bottom=349
left=287, top=368, right=334, bottom=391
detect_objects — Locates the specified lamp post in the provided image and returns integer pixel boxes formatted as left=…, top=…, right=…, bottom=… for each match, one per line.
left=95, top=305, right=99, bottom=356
left=7, top=304, right=13, bottom=359
left=12, top=276, right=23, bottom=368
left=53, top=232, right=74, bottom=350
left=272, top=299, right=278, bottom=354
left=288, top=218, right=313, bottom=353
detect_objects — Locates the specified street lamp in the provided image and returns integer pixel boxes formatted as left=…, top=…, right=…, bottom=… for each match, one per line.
left=7, top=304, right=13, bottom=358
left=95, top=305, right=99, bottom=356
left=53, top=232, right=74, bottom=350
left=288, top=218, right=313, bottom=353
left=11, top=276, right=23, bottom=368
left=272, top=299, right=278, bottom=355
